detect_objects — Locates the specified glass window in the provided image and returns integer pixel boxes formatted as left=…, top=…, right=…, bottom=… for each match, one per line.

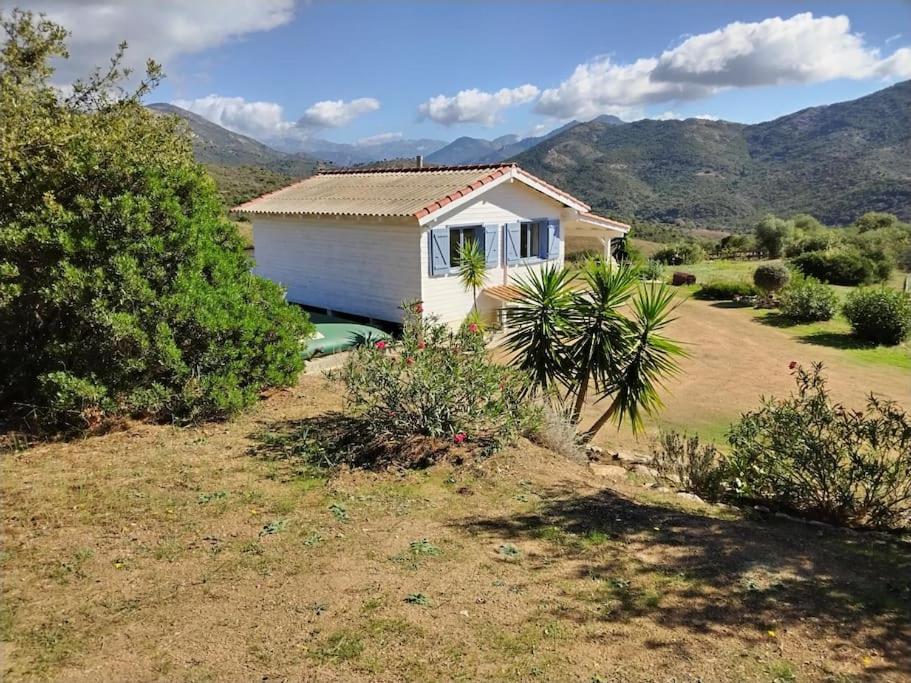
left=520, top=222, right=542, bottom=259
left=449, top=226, right=481, bottom=267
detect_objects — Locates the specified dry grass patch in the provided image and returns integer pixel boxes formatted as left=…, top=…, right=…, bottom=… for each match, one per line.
left=2, top=375, right=910, bottom=682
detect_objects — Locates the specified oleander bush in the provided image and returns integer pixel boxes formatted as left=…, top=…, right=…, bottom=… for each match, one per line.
left=340, top=301, right=532, bottom=459
left=779, top=276, right=838, bottom=322
left=726, top=364, right=911, bottom=529
left=842, top=287, right=911, bottom=346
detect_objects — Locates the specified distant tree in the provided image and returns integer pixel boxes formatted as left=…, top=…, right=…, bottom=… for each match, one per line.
left=0, top=10, right=312, bottom=430
left=754, top=215, right=794, bottom=258
left=854, top=212, right=898, bottom=233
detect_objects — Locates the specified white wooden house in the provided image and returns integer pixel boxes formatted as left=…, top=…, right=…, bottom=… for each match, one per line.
left=233, top=163, right=629, bottom=326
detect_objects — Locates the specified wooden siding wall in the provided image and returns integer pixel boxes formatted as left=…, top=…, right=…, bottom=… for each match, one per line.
left=420, top=181, right=570, bottom=326
left=252, top=216, right=421, bottom=323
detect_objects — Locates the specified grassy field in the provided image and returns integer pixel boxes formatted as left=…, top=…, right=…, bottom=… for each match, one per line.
left=3, top=376, right=910, bottom=682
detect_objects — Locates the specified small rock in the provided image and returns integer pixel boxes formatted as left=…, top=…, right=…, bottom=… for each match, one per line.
left=590, top=464, right=628, bottom=480
left=613, top=451, right=653, bottom=466
left=676, top=492, right=704, bottom=504
left=656, top=486, right=672, bottom=494
left=459, top=610, right=469, bottom=618
left=714, top=503, right=737, bottom=511
left=631, top=464, right=659, bottom=479
left=754, top=505, right=770, bottom=513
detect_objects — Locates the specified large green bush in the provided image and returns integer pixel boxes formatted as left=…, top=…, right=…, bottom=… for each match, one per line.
left=727, top=364, right=911, bottom=529
left=842, top=287, right=911, bottom=346
left=790, top=248, right=888, bottom=286
left=779, top=276, right=837, bottom=322
left=340, top=302, right=531, bottom=457
left=694, top=280, right=758, bottom=300
left=752, top=264, right=790, bottom=296
left=0, top=12, right=312, bottom=430
left=652, top=242, right=704, bottom=265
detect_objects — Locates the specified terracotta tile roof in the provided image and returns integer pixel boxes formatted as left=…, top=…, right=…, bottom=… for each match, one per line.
left=231, top=164, right=592, bottom=221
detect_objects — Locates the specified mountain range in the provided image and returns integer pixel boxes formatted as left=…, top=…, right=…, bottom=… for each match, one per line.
left=151, top=80, right=911, bottom=229
left=511, top=81, right=911, bottom=229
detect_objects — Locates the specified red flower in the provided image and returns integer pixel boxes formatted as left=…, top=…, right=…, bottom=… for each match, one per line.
left=788, top=360, right=798, bottom=370
left=405, top=357, right=415, bottom=366
left=414, top=303, right=424, bottom=314
left=417, top=341, right=426, bottom=350
left=468, top=322, right=479, bottom=333
left=375, top=340, right=387, bottom=351
left=453, top=432, right=466, bottom=444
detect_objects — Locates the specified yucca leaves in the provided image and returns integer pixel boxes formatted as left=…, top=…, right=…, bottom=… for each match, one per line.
left=505, top=259, right=686, bottom=440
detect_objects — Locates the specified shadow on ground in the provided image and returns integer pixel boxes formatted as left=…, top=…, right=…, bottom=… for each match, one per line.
left=458, top=483, right=911, bottom=679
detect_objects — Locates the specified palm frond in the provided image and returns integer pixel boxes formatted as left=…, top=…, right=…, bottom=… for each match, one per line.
left=503, top=264, right=576, bottom=392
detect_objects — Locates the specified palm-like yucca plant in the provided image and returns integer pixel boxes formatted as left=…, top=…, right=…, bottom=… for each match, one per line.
left=457, top=238, right=487, bottom=314
left=503, top=264, right=576, bottom=392
left=505, top=258, right=686, bottom=441
left=583, top=282, right=685, bottom=439
left=566, top=259, right=639, bottom=423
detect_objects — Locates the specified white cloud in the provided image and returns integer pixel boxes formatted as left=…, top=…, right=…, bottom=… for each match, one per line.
left=356, top=132, right=404, bottom=146
left=172, top=94, right=294, bottom=139
left=537, top=12, right=911, bottom=119
left=418, top=85, right=540, bottom=126
left=21, top=1, right=295, bottom=83
left=297, top=98, right=380, bottom=128
left=652, top=111, right=683, bottom=121
left=694, top=113, right=719, bottom=121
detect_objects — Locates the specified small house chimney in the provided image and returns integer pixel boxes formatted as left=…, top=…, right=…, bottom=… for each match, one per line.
left=415, top=154, right=424, bottom=169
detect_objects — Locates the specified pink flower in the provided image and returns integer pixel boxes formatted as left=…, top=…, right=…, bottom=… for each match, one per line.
left=788, top=360, right=798, bottom=370
left=468, top=322, right=479, bottom=333
left=375, top=340, right=387, bottom=351
left=405, top=357, right=415, bottom=366
left=453, top=432, right=466, bottom=444
left=417, top=341, right=426, bottom=350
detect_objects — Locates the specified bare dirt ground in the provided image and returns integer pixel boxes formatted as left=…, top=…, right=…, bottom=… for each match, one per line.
left=583, top=297, right=911, bottom=452
left=3, top=372, right=910, bottom=682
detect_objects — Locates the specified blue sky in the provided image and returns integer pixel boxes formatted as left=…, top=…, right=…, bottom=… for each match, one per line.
left=21, top=1, right=911, bottom=146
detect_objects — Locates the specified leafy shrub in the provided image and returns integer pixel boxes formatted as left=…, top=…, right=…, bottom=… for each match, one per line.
left=653, top=242, right=705, bottom=266
left=694, top=280, right=758, bottom=300
left=652, top=431, right=725, bottom=501
left=778, top=276, right=837, bottom=322
left=0, top=13, right=311, bottom=431
left=340, top=302, right=531, bottom=460
left=753, top=264, right=790, bottom=296
left=790, top=248, right=885, bottom=286
left=637, top=259, right=664, bottom=281
left=726, top=364, right=911, bottom=529
left=754, top=215, right=794, bottom=258
left=843, top=287, right=911, bottom=346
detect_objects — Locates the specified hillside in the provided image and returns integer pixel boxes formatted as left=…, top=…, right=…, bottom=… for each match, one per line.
left=148, top=103, right=318, bottom=206
left=512, top=81, right=911, bottom=229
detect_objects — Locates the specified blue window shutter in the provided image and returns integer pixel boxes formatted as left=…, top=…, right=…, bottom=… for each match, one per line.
left=483, top=223, right=499, bottom=267
left=505, top=222, right=520, bottom=264
left=430, top=226, right=450, bottom=275
left=547, top=219, right=560, bottom=259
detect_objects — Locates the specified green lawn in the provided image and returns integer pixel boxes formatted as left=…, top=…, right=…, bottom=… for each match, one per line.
left=662, top=259, right=911, bottom=371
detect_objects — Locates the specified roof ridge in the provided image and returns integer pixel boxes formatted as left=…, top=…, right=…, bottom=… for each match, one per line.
left=317, top=163, right=514, bottom=175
